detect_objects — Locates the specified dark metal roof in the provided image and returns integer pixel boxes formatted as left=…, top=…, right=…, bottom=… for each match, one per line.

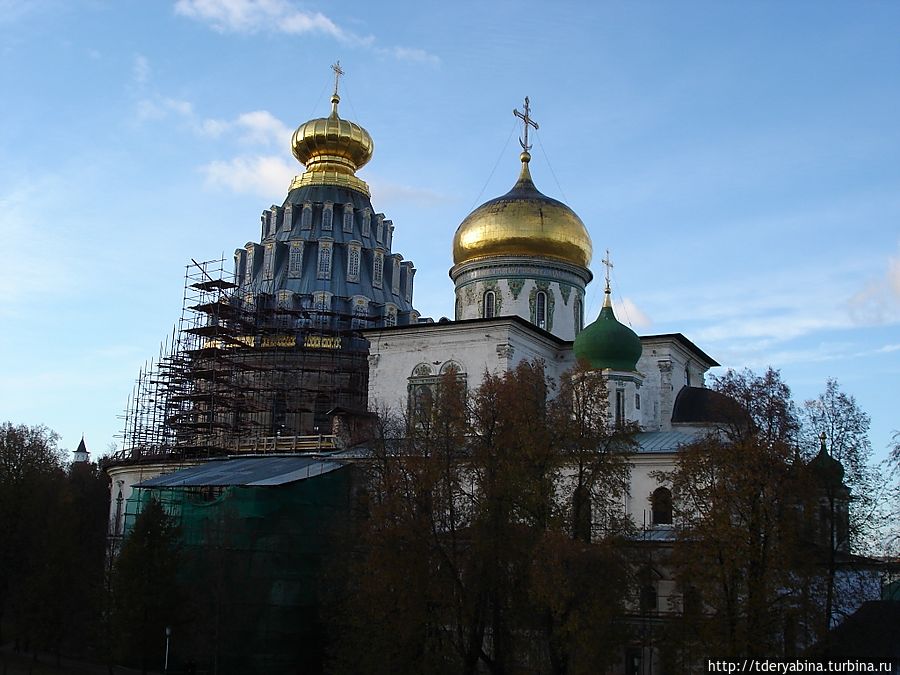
left=671, top=386, right=742, bottom=424
left=135, top=456, right=345, bottom=488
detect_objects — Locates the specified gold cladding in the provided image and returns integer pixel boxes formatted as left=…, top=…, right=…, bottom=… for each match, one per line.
left=452, top=159, right=592, bottom=269
left=289, top=92, right=374, bottom=195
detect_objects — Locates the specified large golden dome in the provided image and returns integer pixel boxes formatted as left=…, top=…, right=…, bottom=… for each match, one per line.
left=452, top=152, right=592, bottom=269
left=289, top=93, right=373, bottom=195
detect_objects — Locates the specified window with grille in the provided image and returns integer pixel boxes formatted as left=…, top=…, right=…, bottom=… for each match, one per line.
left=373, top=251, right=384, bottom=288
left=288, top=241, right=303, bottom=278
left=322, top=202, right=333, bottom=231
left=317, top=242, right=332, bottom=279
left=347, top=245, right=361, bottom=282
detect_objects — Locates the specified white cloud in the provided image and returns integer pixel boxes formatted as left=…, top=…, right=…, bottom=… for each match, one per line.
left=173, top=0, right=437, bottom=63
left=133, top=54, right=150, bottom=84
left=174, top=0, right=352, bottom=41
left=847, top=245, right=900, bottom=325
left=200, top=154, right=295, bottom=198
left=613, top=297, right=652, bottom=329
left=200, top=110, right=292, bottom=146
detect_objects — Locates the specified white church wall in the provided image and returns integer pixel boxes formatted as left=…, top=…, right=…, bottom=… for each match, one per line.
left=364, top=318, right=571, bottom=417
left=628, top=453, right=677, bottom=530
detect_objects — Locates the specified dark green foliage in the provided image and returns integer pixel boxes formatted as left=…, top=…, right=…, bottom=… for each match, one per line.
left=0, top=423, right=109, bottom=662
left=111, top=498, right=184, bottom=673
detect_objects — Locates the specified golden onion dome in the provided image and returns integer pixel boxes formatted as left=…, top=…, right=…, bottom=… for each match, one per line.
left=452, top=152, right=592, bottom=269
left=289, top=93, right=374, bottom=195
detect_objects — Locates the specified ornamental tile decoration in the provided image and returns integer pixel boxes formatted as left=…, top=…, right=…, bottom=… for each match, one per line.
left=508, top=278, right=525, bottom=300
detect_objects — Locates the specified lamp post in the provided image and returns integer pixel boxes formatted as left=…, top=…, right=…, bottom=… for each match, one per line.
left=164, top=626, right=172, bottom=674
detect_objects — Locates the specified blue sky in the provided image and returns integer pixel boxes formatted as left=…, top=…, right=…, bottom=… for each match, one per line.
left=1, top=0, right=898, bottom=461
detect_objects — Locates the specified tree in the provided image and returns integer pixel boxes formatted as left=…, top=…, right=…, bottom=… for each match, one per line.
left=801, top=379, right=879, bottom=549
left=660, top=369, right=816, bottom=664
left=111, top=497, right=185, bottom=674
left=0, top=422, right=66, bottom=650
left=332, top=361, right=636, bottom=675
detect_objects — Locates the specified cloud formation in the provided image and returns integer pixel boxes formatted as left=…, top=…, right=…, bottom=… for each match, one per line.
left=613, top=297, right=652, bottom=329
left=200, top=110, right=292, bottom=147
left=200, top=154, right=295, bottom=198
left=847, top=246, right=900, bottom=325
left=173, top=0, right=438, bottom=63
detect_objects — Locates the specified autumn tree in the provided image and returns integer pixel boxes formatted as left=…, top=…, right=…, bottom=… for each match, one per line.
left=660, top=369, right=817, bottom=665
left=333, top=360, right=636, bottom=675
left=800, top=379, right=880, bottom=548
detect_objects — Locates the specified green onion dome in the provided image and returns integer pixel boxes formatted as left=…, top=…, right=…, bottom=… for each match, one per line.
left=573, top=287, right=642, bottom=371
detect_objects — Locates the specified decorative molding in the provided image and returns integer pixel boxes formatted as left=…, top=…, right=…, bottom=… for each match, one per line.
left=508, top=278, right=525, bottom=300
left=496, top=343, right=515, bottom=360
left=559, top=283, right=572, bottom=305
left=528, top=282, right=555, bottom=333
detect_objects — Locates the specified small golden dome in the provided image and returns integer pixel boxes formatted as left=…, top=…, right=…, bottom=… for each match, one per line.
left=452, top=152, right=592, bottom=269
left=289, top=94, right=373, bottom=195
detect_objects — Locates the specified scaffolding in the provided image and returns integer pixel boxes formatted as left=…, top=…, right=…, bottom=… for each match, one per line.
left=115, top=257, right=372, bottom=464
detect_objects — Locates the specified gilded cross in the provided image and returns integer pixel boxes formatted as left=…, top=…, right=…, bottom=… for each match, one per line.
left=513, top=96, right=539, bottom=152
left=601, top=249, right=614, bottom=292
left=331, top=61, right=344, bottom=97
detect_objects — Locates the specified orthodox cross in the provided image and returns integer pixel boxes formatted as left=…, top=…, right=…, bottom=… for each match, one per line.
left=513, top=96, right=539, bottom=152
left=331, top=61, right=344, bottom=97
left=602, top=249, right=614, bottom=292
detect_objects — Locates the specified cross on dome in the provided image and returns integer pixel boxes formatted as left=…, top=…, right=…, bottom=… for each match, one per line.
left=601, top=249, right=614, bottom=294
left=331, top=61, right=344, bottom=97
left=330, top=61, right=344, bottom=115
left=513, top=96, right=539, bottom=153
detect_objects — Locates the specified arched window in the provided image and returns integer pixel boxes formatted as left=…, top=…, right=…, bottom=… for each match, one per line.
left=373, top=251, right=384, bottom=288
left=317, top=241, right=333, bottom=280
left=483, top=291, right=495, bottom=318
left=651, top=486, right=673, bottom=525
left=536, top=290, right=547, bottom=329
left=288, top=241, right=303, bottom=278
left=347, top=245, right=361, bottom=282
left=640, top=584, right=658, bottom=613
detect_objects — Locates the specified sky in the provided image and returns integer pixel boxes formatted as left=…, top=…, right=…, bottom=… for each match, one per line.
left=1, top=0, right=898, bottom=463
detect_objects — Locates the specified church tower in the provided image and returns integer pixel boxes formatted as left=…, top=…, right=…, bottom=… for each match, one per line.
left=573, top=253, right=644, bottom=427
left=235, top=63, right=418, bottom=330
left=450, top=98, right=592, bottom=341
